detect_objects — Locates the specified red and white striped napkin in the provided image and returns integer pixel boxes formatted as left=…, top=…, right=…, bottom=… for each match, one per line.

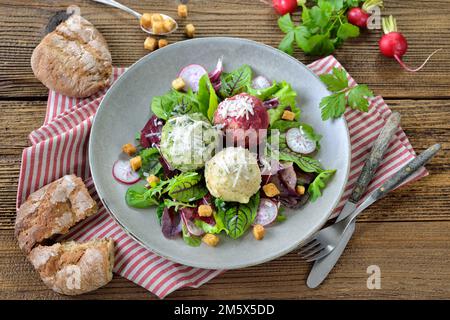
left=16, top=56, right=427, bottom=298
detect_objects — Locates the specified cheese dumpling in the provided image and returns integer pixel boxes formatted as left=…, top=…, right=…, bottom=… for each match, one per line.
left=160, top=113, right=220, bottom=172
left=205, top=147, right=261, bottom=204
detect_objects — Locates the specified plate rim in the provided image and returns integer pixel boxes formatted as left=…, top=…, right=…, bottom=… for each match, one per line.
left=89, top=37, right=351, bottom=269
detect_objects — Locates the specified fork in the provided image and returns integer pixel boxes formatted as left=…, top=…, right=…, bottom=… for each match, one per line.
left=298, top=143, right=441, bottom=262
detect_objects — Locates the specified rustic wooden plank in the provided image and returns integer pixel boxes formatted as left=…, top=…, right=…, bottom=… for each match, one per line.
left=0, top=0, right=449, bottom=99
left=1, top=221, right=449, bottom=299
left=0, top=99, right=448, bottom=229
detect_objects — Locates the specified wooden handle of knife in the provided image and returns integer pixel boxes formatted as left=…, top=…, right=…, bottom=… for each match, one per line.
left=372, top=143, right=441, bottom=200
left=349, top=112, right=401, bottom=203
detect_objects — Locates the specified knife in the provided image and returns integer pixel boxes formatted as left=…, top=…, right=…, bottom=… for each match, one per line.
left=305, top=112, right=401, bottom=287
left=307, top=143, right=441, bottom=288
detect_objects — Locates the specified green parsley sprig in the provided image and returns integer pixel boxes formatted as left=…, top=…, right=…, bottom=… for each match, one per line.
left=319, top=67, right=374, bottom=120
left=278, top=0, right=362, bottom=56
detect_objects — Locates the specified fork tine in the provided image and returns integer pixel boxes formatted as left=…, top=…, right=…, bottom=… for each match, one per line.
left=306, top=248, right=331, bottom=262
left=298, top=239, right=319, bottom=255
left=300, top=244, right=325, bottom=259
left=299, top=237, right=319, bottom=252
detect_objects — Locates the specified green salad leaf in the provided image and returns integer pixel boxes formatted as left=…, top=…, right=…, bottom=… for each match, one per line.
left=274, top=81, right=298, bottom=110
left=151, top=89, right=200, bottom=120
left=275, top=213, right=287, bottom=223
left=308, top=169, right=336, bottom=201
left=194, top=211, right=228, bottom=235
left=197, top=75, right=210, bottom=115
left=299, top=123, right=322, bottom=149
left=166, top=172, right=208, bottom=202
left=271, top=119, right=301, bottom=132
left=267, top=81, right=300, bottom=125
left=246, top=81, right=281, bottom=101
left=279, top=152, right=323, bottom=173
left=156, top=202, right=165, bottom=224
left=197, top=74, right=219, bottom=122
left=219, top=65, right=252, bottom=98
left=215, top=192, right=260, bottom=239
left=182, top=224, right=201, bottom=247
left=125, top=184, right=158, bottom=208
left=138, top=147, right=162, bottom=178
left=143, top=172, right=208, bottom=204
left=163, top=199, right=196, bottom=211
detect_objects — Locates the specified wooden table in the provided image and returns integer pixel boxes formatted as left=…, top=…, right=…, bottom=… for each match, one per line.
left=1, top=0, right=449, bottom=300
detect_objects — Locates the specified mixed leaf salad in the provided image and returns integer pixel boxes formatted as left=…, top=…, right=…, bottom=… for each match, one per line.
left=113, top=59, right=336, bottom=247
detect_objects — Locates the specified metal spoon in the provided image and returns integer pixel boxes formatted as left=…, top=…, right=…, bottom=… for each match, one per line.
left=92, top=0, right=178, bottom=35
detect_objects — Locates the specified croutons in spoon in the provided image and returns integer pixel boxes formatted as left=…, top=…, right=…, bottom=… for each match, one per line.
left=92, top=0, right=178, bottom=36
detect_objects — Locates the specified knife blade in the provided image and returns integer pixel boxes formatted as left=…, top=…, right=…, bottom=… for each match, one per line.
left=306, top=143, right=441, bottom=288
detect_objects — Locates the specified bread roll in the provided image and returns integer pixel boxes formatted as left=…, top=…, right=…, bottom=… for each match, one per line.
left=15, top=175, right=97, bottom=253
left=31, top=14, right=112, bottom=98
left=28, top=239, right=115, bottom=295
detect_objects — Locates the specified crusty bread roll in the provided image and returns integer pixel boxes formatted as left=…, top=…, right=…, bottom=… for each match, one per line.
left=31, top=14, right=112, bottom=98
left=15, top=174, right=97, bottom=253
left=28, top=239, right=115, bottom=295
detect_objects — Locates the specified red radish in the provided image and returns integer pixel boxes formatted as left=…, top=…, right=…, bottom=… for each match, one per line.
left=347, top=0, right=383, bottom=28
left=178, top=64, right=208, bottom=92
left=272, top=0, right=298, bottom=15
left=380, top=16, right=442, bottom=72
left=252, top=76, right=271, bottom=89
left=112, top=160, right=140, bottom=184
left=286, top=127, right=316, bottom=154
left=253, top=198, right=279, bottom=226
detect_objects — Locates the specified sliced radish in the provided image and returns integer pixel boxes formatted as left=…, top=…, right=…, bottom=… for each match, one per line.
left=178, top=64, right=208, bottom=92
left=252, top=76, right=271, bottom=89
left=286, top=127, right=316, bottom=154
left=112, top=159, right=140, bottom=185
left=253, top=198, right=278, bottom=226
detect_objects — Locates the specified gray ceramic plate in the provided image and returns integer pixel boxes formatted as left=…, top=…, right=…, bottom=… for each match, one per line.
left=89, top=37, right=350, bottom=270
